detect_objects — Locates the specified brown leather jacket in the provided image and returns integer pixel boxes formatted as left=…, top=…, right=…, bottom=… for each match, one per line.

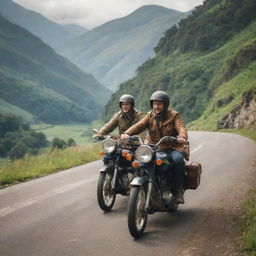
left=124, top=109, right=188, bottom=153
left=98, top=109, right=144, bottom=135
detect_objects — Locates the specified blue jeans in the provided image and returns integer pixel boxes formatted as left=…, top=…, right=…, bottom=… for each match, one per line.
left=167, top=150, right=185, bottom=188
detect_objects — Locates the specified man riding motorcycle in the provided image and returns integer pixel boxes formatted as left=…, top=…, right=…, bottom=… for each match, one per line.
left=121, top=91, right=188, bottom=204
left=93, top=94, right=144, bottom=211
left=93, top=94, right=144, bottom=138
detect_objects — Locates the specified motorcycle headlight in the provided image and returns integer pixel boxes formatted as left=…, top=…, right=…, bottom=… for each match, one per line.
left=102, top=138, right=116, bottom=153
left=135, top=145, right=153, bottom=163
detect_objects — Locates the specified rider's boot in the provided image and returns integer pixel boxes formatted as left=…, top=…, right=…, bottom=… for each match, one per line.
left=175, top=187, right=185, bottom=204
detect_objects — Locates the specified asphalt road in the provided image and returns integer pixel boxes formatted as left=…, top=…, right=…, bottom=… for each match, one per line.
left=0, top=131, right=255, bottom=256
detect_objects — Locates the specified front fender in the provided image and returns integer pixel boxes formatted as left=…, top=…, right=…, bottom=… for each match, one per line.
left=99, top=166, right=113, bottom=173
left=131, top=176, right=146, bottom=186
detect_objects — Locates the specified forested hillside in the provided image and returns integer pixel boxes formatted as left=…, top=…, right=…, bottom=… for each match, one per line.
left=104, top=0, right=256, bottom=132
left=0, top=15, right=111, bottom=124
left=0, top=0, right=87, bottom=49
left=60, top=5, right=188, bottom=90
left=0, top=114, right=48, bottom=159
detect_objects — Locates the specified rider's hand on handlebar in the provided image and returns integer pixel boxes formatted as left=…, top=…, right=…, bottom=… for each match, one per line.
left=121, top=133, right=129, bottom=140
left=92, top=133, right=102, bottom=139
left=177, top=137, right=186, bottom=144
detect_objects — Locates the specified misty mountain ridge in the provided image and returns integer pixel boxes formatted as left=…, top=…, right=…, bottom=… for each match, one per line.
left=0, top=15, right=111, bottom=124
left=0, top=0, right=88, bottom=49
left=60, top=5, right=189, bottom=91
left=63, top=24, right=88, bottom=36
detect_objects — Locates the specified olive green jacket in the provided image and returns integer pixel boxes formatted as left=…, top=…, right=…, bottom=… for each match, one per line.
left=98, top=110, right=144, bottom=135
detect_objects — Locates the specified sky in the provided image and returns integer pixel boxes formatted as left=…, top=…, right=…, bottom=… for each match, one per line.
left=12, top=0, right=204, bottom=29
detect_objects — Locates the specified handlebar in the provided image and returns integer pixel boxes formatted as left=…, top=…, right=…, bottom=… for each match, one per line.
left=151, top=136, right=188, bottom=148
left=92, top=134, right=143, bottom=144
left=93, top=131, right=187, bottom=147
left=123, top=135, right=143, bottom=145
left=92, top=135, right=107, bottom=142
left=122, top=135, right=188, bottom=148
left=155, top=136, right=177, bottom=147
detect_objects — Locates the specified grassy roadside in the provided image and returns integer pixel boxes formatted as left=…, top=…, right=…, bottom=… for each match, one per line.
left=0, top=120, right=106, bottom=187
left=223, top=129, right=255, bottom=255
left=240, top=189, right=256, bottom=255
left=0, top=143, right=102, bottom=188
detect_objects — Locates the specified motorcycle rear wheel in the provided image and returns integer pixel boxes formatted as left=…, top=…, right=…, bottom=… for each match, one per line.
left=97, top=172, right=116, bottom=212
left=128, top=186, right=148, bottom=238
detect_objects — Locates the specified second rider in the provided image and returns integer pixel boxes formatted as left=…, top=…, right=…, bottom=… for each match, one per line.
left=93, top=94, right=144, bottom=138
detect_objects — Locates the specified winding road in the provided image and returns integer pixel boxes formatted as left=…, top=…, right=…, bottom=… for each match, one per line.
left=0, top=131, right=255, bottom=256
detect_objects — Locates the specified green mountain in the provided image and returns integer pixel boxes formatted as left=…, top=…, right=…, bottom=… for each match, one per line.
left=104, top=0, right=256, bottom=132
left=0, top=15, right=111, bottom=124
left=0, top=99, right=34, bottom=122
left=60, top=5, right=188, bottom=91
left=0, top=0, right=87, bottom=49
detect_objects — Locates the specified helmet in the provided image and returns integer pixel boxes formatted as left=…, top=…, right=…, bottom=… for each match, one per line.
left=119, top=94, right=135, bottom=108
left=150, top=91, right=170, bottom=110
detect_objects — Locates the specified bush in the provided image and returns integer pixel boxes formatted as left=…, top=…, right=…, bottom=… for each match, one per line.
left=51, top=137, right=77, bottom=150
left=67, top=138, right=76, bottom=147
left=8, top=141, right=29, bottom=160
left=0, top=114, right=20, bottom=137
left=51, top=137, right=67, bottom=150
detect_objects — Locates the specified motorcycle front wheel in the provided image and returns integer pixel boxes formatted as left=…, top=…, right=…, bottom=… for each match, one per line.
left=97, top=172, right=116, bottom=212
left=128, top=186, right=148, bottom=238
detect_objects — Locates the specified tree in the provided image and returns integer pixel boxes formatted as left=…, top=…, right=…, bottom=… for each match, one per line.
left=0, top=142, right=7, bottom=157
left=51, top=138, right=67, bottom=150
left=29, top=131, right=48, bottom=148
left=0, top=114, right=20, bottom=138
left=67, top=138, right=76, bottom=147
left=8, top=142, right=28, bottom=160
left=0, top=114, right=49, bottom=159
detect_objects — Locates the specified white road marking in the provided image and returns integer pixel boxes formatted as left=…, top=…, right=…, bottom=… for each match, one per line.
left=190, top=143, right=205, bottom=154
left=0, top=176, right=97, bottom=218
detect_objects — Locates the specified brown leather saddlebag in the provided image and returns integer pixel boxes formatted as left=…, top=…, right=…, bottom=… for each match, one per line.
left=184, top=161, right=202, bottom=189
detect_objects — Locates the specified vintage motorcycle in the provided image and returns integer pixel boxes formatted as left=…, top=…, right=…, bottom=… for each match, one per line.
left=127, top=136, right=202, bottom=238
left=93, top=131, right=142, bottom=212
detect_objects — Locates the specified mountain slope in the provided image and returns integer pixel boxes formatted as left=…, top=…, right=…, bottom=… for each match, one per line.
left=63, top=24, right=88, bottom=36
left=103, top=0, right=256, bottom=132
left=60, top=5, right=188, bottom=90
left=0, top=15, right=111, bottom=124
left=0, top=0, right=87, bottom=49
left=0, top=99, right=34, bottom=122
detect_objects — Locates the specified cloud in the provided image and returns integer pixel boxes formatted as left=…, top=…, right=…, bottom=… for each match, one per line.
left=12, top=0, right=204, bottom=28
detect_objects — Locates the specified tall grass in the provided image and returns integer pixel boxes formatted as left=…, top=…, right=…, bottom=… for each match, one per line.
left=240, top=189, right=256, bottom=255
left=0, top=143, right=102, bottom=188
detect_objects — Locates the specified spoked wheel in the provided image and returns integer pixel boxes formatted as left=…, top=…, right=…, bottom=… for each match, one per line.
left=97, top=172, right=116, bottom=212
left=128, top=186, right=148, bottom=238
